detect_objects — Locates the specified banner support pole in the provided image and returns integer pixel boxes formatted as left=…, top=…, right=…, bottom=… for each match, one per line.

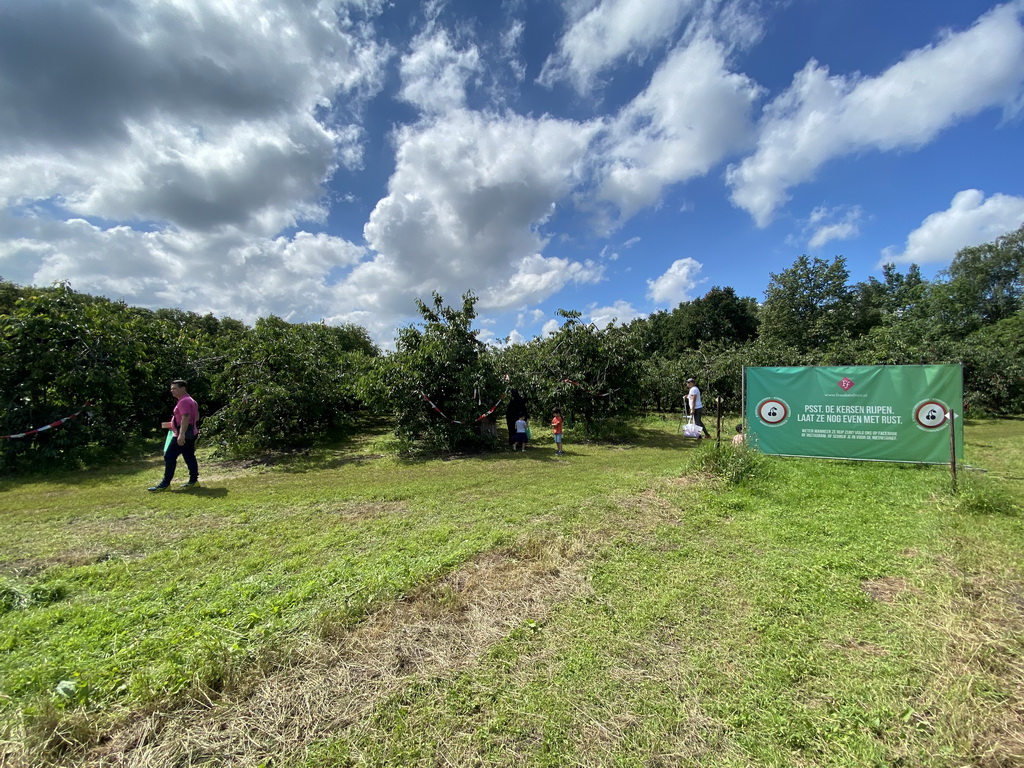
left=948, top=409, right=958, bottom=494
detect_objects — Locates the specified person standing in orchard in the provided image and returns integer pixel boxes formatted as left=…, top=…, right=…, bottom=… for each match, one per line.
left=686, top=377, right=712, bottom=439
left=551, top=408, right=564, bottom=455
left=148, top=380, right=200, bottom=491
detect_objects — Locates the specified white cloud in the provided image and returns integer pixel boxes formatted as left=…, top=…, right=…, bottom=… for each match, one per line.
left=399, top=30, right=482, bottom=113
left=506, top=329, right=527, bottom=345
left=358, top=109, right=603, bottom=320
left=528, top=308, right=547, bottom=324
left=646, top=257, right=704, bottom=306
left=0, top=210, right=368, bottom=323
left=728, top=3, right=1024, bottom=226
left=587, top=300, right=645, bottom=327
left=881, top=189, right=1024, bottom=266
left=0, top=0, right=389, bottom=233
left=804, top=205, right=863, bottom=250
left=539, top=0, right=766, bottom=92
left=542, top=318, right=561, bottom=336
left=483, top=255, right=604, bottom=311
left=539, top=0, right=699, bottom=91
left=596, top=35, right=761, bottom=221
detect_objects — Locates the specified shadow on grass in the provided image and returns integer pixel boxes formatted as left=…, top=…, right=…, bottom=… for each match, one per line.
left=173, top=486, right=229, bottom=498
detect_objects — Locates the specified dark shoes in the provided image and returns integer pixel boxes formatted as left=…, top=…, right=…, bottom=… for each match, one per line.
left=148, top=481, right=198, bottom=491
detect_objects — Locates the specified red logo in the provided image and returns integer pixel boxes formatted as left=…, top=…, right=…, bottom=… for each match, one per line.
left=838, top=377, right=855, bottom=391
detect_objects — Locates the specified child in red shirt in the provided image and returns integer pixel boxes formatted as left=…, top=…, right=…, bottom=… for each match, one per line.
left=552, top=409, right=564, bottom=456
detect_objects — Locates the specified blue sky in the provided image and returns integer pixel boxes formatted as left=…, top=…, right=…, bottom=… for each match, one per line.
left=2, top=0, right=1023, bottom=346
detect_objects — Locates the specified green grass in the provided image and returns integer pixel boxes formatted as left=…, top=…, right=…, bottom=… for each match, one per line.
left=1, top=419, right=1021, bottom=767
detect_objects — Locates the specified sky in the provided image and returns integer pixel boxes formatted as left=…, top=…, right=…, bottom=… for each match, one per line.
left=2, top=0, right=1024, bottom=347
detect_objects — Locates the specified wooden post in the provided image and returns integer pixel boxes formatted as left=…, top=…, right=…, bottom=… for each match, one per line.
left=716, top=396, right=723, bottom=448
left=947, top=409, right=957, bottom=494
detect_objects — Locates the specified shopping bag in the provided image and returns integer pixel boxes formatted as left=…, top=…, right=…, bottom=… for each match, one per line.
left=683, top=416, right=702, bottom=438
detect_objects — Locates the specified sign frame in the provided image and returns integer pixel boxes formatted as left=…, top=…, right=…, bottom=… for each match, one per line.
left=744, top=364, right=963, bottom=464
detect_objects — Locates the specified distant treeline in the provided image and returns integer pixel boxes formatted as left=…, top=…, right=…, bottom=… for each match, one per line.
left=1, top=224, right=1021, bottom=472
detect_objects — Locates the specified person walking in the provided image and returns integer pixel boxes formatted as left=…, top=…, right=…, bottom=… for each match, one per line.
left=686, top=377, right=712, bottom=439
left=149, top=379, right=200, bottom=491
left=551, top=408, right=564, bottom=455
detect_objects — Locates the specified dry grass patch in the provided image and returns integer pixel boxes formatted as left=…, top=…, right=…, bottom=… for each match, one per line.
left=861, top=576, right=911, bottom=603
left=915, top=569, right=1024, bottom=767
left=58, top=543, right=590, bottom=768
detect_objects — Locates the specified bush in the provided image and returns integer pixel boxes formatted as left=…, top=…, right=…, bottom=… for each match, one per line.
left=688, top=442, right=767, bottom=485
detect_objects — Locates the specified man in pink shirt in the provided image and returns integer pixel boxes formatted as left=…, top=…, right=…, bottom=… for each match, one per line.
left=148, top=379, right=200, bottom=491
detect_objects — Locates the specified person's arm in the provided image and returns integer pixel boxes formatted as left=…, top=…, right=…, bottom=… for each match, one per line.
left=177, top=413, right=191, bottom=445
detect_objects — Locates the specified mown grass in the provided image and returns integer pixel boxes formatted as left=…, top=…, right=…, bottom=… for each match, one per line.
left=0, top=418, right=1021, bottom=767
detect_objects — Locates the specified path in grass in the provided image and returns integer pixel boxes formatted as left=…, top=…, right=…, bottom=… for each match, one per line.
left=1, top=419, right=1022, bottom=767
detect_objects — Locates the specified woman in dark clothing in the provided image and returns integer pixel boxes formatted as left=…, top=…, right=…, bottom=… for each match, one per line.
left=506, top=388, right=527, bottom=446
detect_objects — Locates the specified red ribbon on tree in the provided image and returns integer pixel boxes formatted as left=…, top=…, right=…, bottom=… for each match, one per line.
left=1, top=403, right=92, bottom=440
left=419, top=390, right=509, bottom=424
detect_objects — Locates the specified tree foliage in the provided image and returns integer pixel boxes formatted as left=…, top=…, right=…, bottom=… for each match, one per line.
left=759, top=255, right=855, bottom=353
left=3, top=224, right=1023, bottom=473
left=206, top=317, right=375, bottom=456
left=361, top=292, right=499, bottom=452
left=0, top=284, right=152, bottom=471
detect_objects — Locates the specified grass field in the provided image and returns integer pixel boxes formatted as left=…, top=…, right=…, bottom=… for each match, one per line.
left=1, top=417, right=1022, bottom=767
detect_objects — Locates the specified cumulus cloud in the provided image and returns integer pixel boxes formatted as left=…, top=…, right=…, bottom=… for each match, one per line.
left=0, top=0, right=388, bottom=230
left=399, top=29, right=482, bottom=113
left=728, top=2, right=1024, bottom=226
left=358, top=109, right=603, bottom=321
left=596, top=34, right=761, bottom=220
left=539, top=0, right=700, bottom=91
left=504, top=328, right=528, bottom=346
left=0, top=210, right=367, bottom=321
left=646, top=257, right=704, bottom=307
left=587, top=300, right=645, bottom=327
left=538, top=0, right=765, bottom=93
left=881, top=190, right=1024, bottom=266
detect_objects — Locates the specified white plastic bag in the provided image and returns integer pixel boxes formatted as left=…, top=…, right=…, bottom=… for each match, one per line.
left=683, top=416, right=703, bottom=438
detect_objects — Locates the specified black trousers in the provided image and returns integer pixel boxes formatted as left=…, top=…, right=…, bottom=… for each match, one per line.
left=692, top=408, right=711, bottom=437
left=162, top=436, right=198, bottom=485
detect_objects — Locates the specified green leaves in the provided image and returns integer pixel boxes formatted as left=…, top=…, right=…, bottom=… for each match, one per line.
left=206, top=317, right=375, bottom=456
left=364, top=292, right=499, bottom=452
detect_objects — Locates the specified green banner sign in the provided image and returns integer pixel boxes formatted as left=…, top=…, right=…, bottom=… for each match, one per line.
left=745, top=365, right=963, bottom=464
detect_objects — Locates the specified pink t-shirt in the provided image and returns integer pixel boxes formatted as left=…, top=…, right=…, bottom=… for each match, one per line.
left=173, top=395, right=200, bottom=437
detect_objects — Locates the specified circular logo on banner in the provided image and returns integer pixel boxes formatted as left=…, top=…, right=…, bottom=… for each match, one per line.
left=913, top=400, right=948, bottom=430
left=756, top=398, right=789, bottom=427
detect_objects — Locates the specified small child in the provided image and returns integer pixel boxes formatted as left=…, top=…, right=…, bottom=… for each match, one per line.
left=551, top=408, right=564, bottom=455
left=732, top=423, right=745, bottom=446
left=514, top=414, right=528, bottom=451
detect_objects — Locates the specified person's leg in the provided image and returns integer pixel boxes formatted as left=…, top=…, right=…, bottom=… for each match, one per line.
left=160, top=440, right=182, bottom=486
left=694, top=408, right=711, bottom=438
left=180, top=437, right=199, bottom=483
